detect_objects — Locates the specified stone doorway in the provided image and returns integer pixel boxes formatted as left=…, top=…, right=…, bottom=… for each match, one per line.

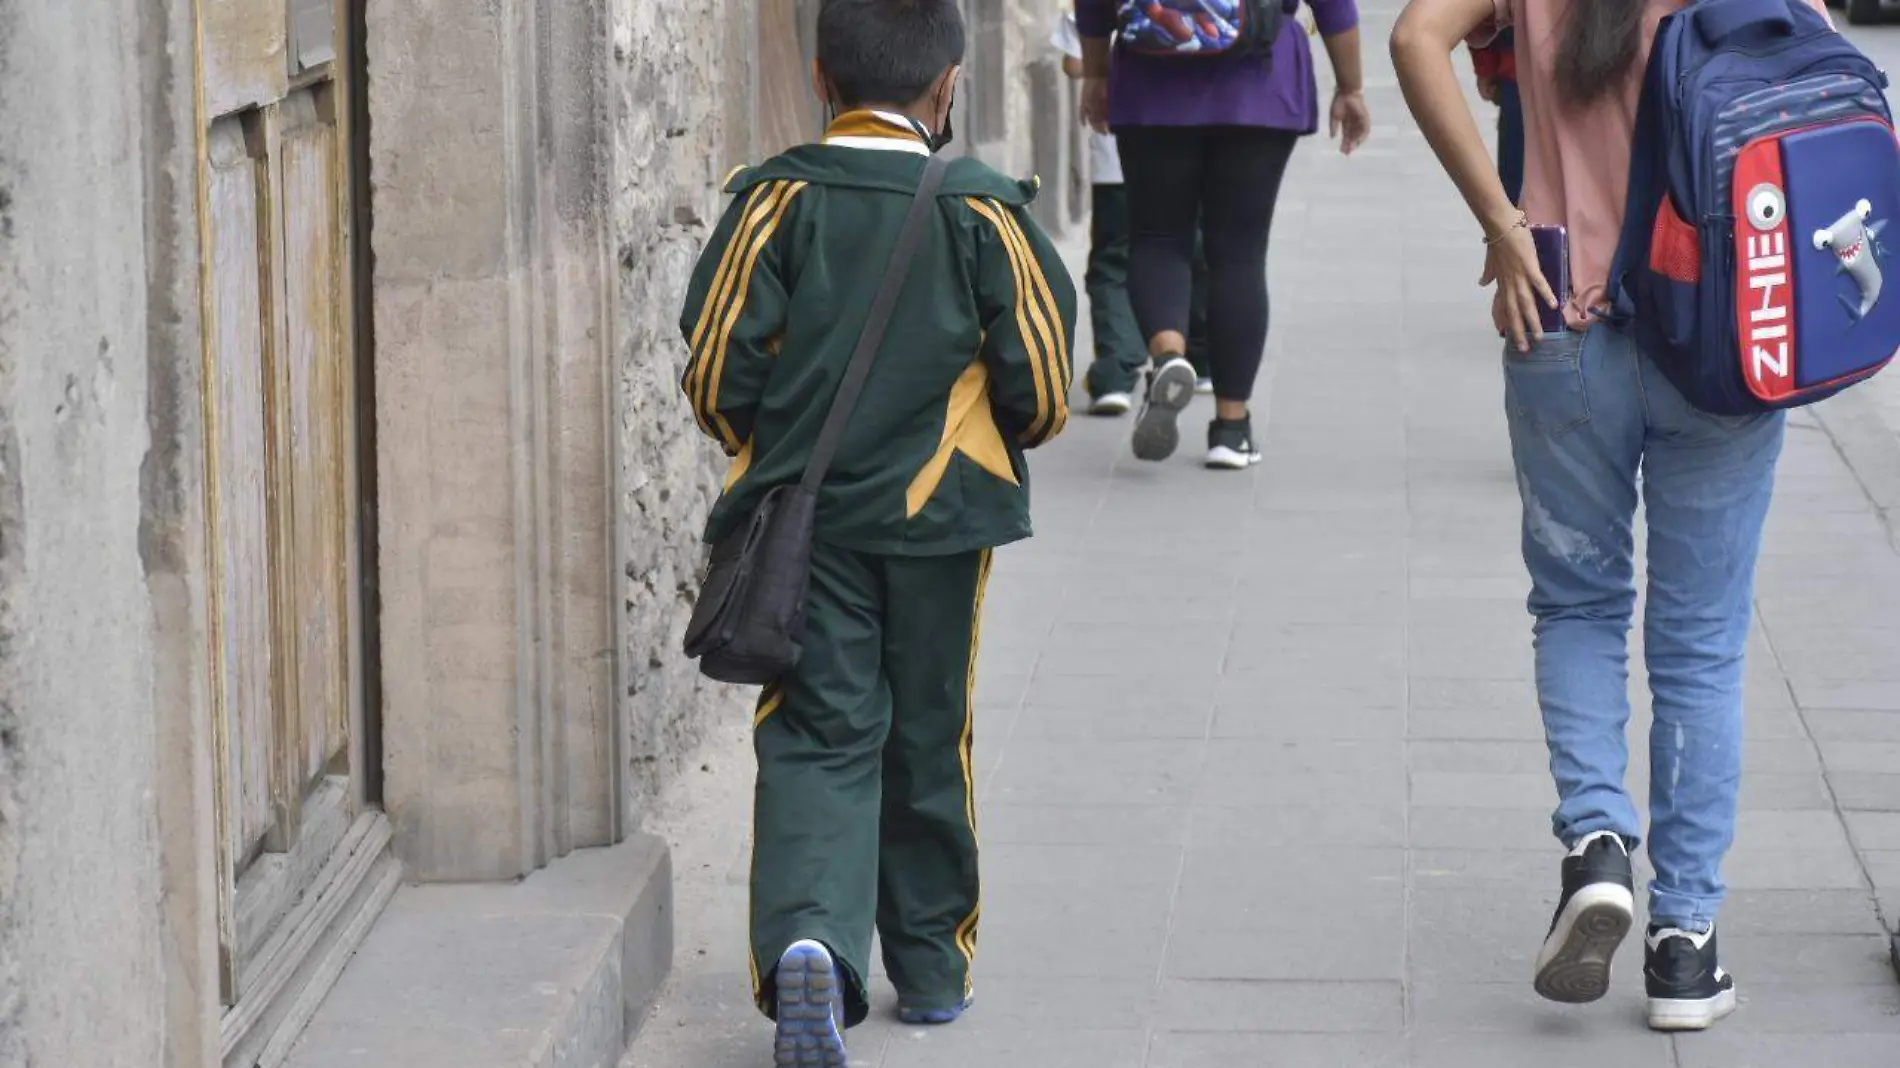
left=190, top=0, right=397, bottom=1063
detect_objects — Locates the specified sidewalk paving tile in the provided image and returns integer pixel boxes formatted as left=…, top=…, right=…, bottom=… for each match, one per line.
left=1737, top=771, right=1838, bottom=811
left=1151, top=979, right=1404, bottom=1033
left=1715, top=890, right=1888, bottom=936
left=1209, top=699, right=1407, bottom=740
left=1808, top=709, right=1900, bottom=742
left=1409, top=807, right=1555, bottom=851
left=1672, top=1033, right=1900, bottom=1068
left=1146, top=1032, right=1408, bottom=1068
left=1410, top=1033, right=1674, bottom=1068
left=880, top=1028, right=1147, bottom=1068
left=1832, top=773, right=1900, bottom=812
left=985, top=738, right=1205, bottom=806
left=1409, top=983, right=1651, bottom=1036
left=1846, top=811, right=1900, bottom=850
left=1718, top=934, right=1897, bottom=986
left=1191, top=796, right=1407, bottom=850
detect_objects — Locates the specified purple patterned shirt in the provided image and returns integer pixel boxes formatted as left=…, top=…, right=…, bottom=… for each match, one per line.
left=1073, top=0, right=1361, bottom=133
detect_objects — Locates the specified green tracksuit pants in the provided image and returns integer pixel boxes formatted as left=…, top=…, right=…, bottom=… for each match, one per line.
left=748, top=543, right=993, bottom=1028
left=1085, top=184, right=1209, bottom=398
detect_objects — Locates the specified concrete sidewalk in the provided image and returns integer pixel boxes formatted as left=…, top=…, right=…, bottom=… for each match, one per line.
left=624, top=13, right=1900, bottom=1068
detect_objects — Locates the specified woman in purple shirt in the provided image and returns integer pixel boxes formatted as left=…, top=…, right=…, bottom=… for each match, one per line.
left=1076, top=1, right=1370, bottom=469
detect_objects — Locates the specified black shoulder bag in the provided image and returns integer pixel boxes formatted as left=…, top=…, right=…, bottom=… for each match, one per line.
left=682, top=154, right=952, bottom=686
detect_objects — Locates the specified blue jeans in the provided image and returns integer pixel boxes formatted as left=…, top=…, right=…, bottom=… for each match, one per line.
left=1503, top=326, right=1785, bottom=931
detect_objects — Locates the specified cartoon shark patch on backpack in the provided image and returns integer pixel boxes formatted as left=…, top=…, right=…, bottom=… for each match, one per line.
left=1813, top=199, right=1887, bottom=322
left=1609, top=4, right=1900, bottom=415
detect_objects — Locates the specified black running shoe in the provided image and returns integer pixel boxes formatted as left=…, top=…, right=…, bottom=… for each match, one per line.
left=1205, top=416, right=1262, bottom=470
left=1533, top=831, right=1636, bottom=1004
left=1646, top=925, right=1737, bottom=1031
left=1131, top=356, right=1197, bottom=462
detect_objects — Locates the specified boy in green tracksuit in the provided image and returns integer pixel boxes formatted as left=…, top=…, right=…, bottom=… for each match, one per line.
left=676, top=0, right=1076, bottom=1061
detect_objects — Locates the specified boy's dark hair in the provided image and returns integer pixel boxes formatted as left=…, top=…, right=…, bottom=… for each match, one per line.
left=816, top=0, right=966, bottom=108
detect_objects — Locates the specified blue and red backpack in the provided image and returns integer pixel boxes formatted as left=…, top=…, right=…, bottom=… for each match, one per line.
left=1607, top=0, right=1900, bottom=415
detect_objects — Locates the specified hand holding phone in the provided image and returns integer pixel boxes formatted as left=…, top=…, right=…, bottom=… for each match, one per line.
left=1486, top=220, right=1563, bottom=352
left=1530, top=225, right=1571, bottom=336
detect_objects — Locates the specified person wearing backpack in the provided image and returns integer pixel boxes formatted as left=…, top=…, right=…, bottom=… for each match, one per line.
left=1050, top=11, right=1216, bottom=412
left=1075, top=0, right=1371, bottom=469
left=1392, top=0, right=1844, bottom=1032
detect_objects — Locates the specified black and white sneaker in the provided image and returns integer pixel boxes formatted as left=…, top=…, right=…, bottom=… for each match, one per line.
left=1131, top=356, right=1198, bottom=462
left=1646, top=925, right=1737, bottom=1032
left=1205, top=416, right=1262, bottom=469
left=1533, top=831, right=1636, bottom=1004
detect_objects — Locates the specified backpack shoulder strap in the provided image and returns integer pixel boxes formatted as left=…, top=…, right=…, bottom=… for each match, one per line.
left=1605, top=17, right=1678, bottom=326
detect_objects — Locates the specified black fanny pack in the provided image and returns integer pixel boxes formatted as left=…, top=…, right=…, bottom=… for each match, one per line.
left=682, top=154, right=952, bottom=685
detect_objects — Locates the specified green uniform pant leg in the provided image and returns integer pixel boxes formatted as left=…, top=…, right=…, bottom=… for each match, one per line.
left=873, top=549, right=992, bottom=1012
left=1186, top=219, right=1211, bottom=380
left=1084, top=184, right=1150, bottom=398
left=749, top=543, right=890, bottom=1028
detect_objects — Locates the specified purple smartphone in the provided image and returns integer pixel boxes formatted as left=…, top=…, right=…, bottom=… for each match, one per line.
left=1531, top=225, right=1571, bottom=335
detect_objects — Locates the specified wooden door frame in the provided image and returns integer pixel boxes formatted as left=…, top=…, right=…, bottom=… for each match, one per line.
left=187, top=1, right=401, bottom=1063
left=344, top=0, right=382, bottom=810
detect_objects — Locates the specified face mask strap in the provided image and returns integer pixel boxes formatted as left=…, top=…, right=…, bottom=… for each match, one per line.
left=821, top=76, right=842, bottom=132
left=931, top=80, right=957, bottom=153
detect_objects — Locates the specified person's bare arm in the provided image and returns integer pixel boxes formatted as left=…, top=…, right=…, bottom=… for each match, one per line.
left=1322, top=25, right=1364, bottom=94
left=1062, top=56, right=1084, bottom=79
left=1321, top=26, right=1370, bottom=153
left=1391, top=0, right=1554, bottom=349
left=1390, top=0, right=1515, bottom=239
left=1078, top=35, right=1113, bottom=132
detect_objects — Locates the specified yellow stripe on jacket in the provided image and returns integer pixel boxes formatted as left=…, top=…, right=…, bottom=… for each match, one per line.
left=686, top=184, right=780, bottom=405
left=992, top=203, right=1073, bottom=422
left=964, top=198, right=1068, bottom=443
left=685, top=180, right=807, bottom=451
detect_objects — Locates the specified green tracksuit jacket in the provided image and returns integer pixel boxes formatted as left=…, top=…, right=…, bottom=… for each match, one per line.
left=679, top=118, right=1078, bottom=557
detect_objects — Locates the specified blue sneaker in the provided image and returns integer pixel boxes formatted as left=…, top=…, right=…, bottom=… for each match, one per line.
left=774, top=940, right=847, bottom=1067
left=897, top=993, right=973, bottom=1026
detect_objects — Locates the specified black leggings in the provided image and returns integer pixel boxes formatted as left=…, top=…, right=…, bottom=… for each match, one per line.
left=1117, top=126, right=1299, bottom=403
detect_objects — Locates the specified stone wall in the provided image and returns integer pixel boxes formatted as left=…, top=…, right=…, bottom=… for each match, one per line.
left=611, top=0, right=758, bottom=821
left=370, top=0, right=643, bottom=879
left=0, top=0, right=196, bottom=1063
left=1004, top=0, right=1087, bottom=235
left=0, top=53, right=22, bottom=1050
left=996, top=0, right=1058, bottom=180
left=958, top=0, right=1084, bottom=230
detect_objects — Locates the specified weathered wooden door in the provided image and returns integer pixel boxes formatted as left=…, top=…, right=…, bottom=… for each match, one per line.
left=193, top=1, right=394, bottom=1064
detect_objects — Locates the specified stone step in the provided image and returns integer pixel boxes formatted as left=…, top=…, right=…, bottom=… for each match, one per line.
left=284, top=836, right=672, bottom=1068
